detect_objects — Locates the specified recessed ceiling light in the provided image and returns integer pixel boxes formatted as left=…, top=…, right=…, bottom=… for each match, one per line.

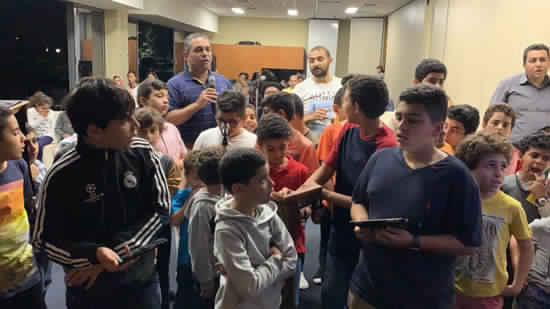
left=288, top=9, right=298, bottom=16
left=231, top=7, right=245, bottom=14
left=345, top=7, right=358, bottom=14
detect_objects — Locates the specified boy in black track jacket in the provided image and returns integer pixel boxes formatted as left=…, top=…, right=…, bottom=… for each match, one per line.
left=32, top=77, right=171, bottom=309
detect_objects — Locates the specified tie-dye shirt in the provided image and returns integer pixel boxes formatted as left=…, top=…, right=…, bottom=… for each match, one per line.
left=0, top=160, right=39, bottom=298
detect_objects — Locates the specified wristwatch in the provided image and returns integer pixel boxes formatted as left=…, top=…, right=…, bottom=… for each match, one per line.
left=537, top=197, right=549, bottom=207
left=411, top=234, right=421, bottom=249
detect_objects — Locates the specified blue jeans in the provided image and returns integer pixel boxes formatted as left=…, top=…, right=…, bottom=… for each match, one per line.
left=295, top=254, right=304, bottom=307
left=66, top=273, right=161, bottom=309
left=322, top=234, right=359, bottom=309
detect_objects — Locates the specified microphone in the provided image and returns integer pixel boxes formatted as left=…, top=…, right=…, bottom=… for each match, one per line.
left=207, top=75, right=217, bottom=114
left=207, top=75, right=217, bottom=90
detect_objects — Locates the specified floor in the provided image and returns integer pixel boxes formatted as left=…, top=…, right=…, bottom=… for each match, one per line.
left=45, top=221, right=323, bottom=309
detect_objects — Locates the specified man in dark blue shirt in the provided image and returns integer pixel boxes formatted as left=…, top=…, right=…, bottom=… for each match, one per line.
left=166, top=33, right=232, bottom=148
left=349, top=86, right=482, bottom=309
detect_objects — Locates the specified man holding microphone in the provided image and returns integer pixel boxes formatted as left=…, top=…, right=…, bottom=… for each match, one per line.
left=166, top=33, right=232, bottom=149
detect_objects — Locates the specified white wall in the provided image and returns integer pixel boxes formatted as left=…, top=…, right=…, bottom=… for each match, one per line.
left=385, top=0, right=426, bottom=102
left=138, top=0, right=218, bottom=33
left=429, top=0, right=550, bottom=114
left=348, top=19, right=384, bottom=75
left=210, top=16, right=308, bottom=47
left=307, top=20, right=339, bottom=76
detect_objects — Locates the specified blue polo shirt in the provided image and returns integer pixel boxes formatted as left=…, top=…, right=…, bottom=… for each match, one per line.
left=350, top=147, right=482, bottom=308
left=167, top=71, right=232, bottom=145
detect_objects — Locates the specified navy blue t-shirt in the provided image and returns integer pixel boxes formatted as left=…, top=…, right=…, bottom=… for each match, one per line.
left=325, top=122, right=397, bottom=255
left=167, top=71, right=232, bottom=145
left=350, top=147, right=482, bottom=308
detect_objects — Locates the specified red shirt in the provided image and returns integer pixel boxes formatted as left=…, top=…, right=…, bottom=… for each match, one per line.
left=270, top=156, right=310, bottom=253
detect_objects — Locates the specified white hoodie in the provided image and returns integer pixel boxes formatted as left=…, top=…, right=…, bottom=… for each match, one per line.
left=214, top=197, right=297, bottom=309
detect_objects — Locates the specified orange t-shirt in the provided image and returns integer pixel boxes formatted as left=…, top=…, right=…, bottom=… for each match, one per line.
left=288, top=128, right=320, bottom=173
left=317, top=121, right=344, bottom=162
left=439, top=142, right=455, bottom=155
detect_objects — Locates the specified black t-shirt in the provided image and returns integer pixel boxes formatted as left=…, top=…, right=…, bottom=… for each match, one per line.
left=351, top=147, right=482, bottom=308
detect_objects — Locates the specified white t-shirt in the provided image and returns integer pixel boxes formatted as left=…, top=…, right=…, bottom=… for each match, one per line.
left=292, top=76, right=342, bottom=141
left=192, top=127, right=257, bottom=151
left=27, top=108, right=60, bottom=140
left=128, top=86, right=139, bottom=107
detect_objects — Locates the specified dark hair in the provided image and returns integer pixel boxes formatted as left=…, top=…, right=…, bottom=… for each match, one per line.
left=399, top=86, right=448, bottom=123
left=483, top=103, right=516, bottom=128
left=523, top=43, right=549, bottom=65
left=29, top=91, right=53, bottom=107
left=217, top=91, right=246, bottom=116
left=334, top=87, right=345, bottom=106
left=341, top=74, right=359, bottom=86
left=344, top=75, right=388, bottom=119
left=516, top=133, right=550, bottom=156
left=292, top=94, right=305, bottom=118
left=456, top=133, right=513, bottom=170
left=127, top=71, right=136, bottom=76
left=219, top=148, right=266, bottom=193
left=137, top=80, right=168, bottom=105
left=538, top=126, right=550, bottom=135
left=447, top=104, right=480, bottom=135
left=0, top=106, right=14, bottom=139
left=296, top=73, right=305, bottom=81
left=147, top=71, right=159, bottom=79
left=415, top=59, right=447, bottom=82
left=261, top=69, right=278, bottom=82
left=261, top=92, right=297, bottom=120
left=261, top=82, right=282, bottom=96
left=184, top=149, right=202, bottom=173
left=134, top=107, right=164, bottom=131
left=310, top=46, right=331, bottom=57
left=239, top=72, right=249, bottom=80
left=66, top=77, right=136, bottom=136
left=376, top=65, right=385, bottom=73
left=256, top=113, right=292, bottom=145
left=197, top=146, right=224, bottom=185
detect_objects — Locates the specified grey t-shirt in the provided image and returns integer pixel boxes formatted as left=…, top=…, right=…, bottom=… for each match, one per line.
left=501, top=173, right=540, bottom=223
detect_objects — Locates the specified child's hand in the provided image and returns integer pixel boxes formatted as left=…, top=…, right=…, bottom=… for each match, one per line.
left=270, top=246, right=282, bottom=258
left=299, top=206, right=312, bottom=223
left=529, top=174, right=548, bottom=199
left=271, top=188, right=292, bottom=202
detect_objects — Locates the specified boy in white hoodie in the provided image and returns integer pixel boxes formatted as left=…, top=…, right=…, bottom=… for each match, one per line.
left=215, top=148, right=297, bottom=309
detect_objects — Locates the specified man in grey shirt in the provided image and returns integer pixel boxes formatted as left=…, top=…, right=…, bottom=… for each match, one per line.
left=490, top=43, right=550, bottom=143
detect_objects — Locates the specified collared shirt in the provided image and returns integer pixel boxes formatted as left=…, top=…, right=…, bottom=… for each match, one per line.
left=490, top=73, right=550, bottom=143
left=167, top=71, right=232, bottom=145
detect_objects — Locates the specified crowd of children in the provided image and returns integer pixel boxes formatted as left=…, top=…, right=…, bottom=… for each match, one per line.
left=3, top=53, right=550, bottom=309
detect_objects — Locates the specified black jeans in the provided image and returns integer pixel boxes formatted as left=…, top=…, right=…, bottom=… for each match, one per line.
left=1, top=281, right=45, bottom=309
left=66, top=273, right=161, bottom=309
left=176, top=264, right=200, bottom=309
left=156, top=226, right=172, bottom=309
left=318, top=207, right=331, bottom=276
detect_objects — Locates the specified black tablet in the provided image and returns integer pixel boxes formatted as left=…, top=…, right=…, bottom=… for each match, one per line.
left=349, top=218, right=408, bottom=229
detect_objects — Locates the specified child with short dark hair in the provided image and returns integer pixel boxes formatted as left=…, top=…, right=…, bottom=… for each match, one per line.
left=137, top=79, right=187, bottom=165
left=194, top=91, right=257, bottom=151
left=0, top=106, right=44, bottom=308
left=257, top=113, right=311, bottom=303
left=171, top=150, right=203, bottom=309
left=482, top=103, right=519, bottom=175
left=243, top=104, right=257, bottom=133
left=215, top=148, right=297, bottom=309
left=441, top=104, right=480, bottom=154
left=261, top=92, right=319, bottom=172
left=185, top=146, right=225, bottom=308
left=135, top=107, right=181, bottom=195
left=349, top=85, right=482, bottom=308
left=502, top=133, right=550, bottom=223
left=455, top=133, right=533, bottom=308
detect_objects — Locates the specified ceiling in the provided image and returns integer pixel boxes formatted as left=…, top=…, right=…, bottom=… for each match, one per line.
left=196, top=0, right=413, bottom=19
